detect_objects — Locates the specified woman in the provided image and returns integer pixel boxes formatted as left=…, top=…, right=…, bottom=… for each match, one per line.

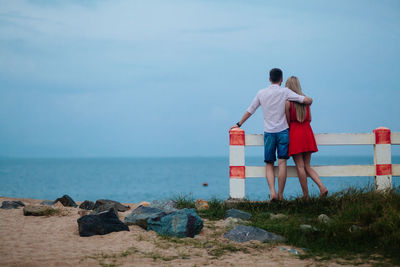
left=285, top=76, right=328, bottom=199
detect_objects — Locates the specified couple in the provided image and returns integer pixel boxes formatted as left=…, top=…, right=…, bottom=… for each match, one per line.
left=231, top=68, right=328, bottom=201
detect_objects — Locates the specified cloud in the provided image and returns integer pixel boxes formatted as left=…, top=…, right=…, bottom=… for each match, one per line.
left=0, top=0, right=399, bottom=157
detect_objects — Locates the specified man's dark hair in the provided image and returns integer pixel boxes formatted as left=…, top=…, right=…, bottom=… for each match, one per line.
left=269, top=68, right=283, bottom=83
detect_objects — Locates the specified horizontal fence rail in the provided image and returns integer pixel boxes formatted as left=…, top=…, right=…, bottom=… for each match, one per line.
left=245, top=132, right=400, bottom=146
left=229, top=127, right=399, bottom=199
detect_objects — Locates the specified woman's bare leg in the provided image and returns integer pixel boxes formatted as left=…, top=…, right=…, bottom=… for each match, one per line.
left=292, top=153, right=309, bottom=199
left=304, top=152, right=328, bottom=196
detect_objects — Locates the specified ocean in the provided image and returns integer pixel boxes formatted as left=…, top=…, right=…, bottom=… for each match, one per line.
left=0, top=156, right=399, bottom=203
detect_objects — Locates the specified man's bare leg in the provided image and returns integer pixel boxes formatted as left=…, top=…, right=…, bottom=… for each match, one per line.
left=277, top=159, right=287, bottom=200
left=266, top=163, right=277, bottom=200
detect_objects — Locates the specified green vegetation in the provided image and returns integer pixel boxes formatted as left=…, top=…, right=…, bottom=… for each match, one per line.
left=174, top=187, right=400, bottom=264
left=200, top=198, right=227, bottom=220
left=43, top=207, right=63, bottom=216
left=174, top=194, right=196, bottom=209
left=141, top=251, right=179, bottom=261
left=159, top=235, right=249, bottom=259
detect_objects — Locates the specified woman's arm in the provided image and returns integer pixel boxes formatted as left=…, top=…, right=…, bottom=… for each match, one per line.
left=285, top=101, right=290, bottom=125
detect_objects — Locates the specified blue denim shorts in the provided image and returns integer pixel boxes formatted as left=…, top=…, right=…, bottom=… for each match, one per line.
left=264, top=129, right=289, bottom=163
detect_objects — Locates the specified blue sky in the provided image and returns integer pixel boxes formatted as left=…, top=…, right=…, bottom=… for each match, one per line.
left=0, top=0, right=399, bottom=157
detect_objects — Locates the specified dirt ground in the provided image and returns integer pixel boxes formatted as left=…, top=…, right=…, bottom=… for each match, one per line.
left=0, top=196, right=377, bottom=266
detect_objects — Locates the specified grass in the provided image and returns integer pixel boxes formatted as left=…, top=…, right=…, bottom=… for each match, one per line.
left=174, top=194, right=196, bottom=209
left=84, top=245, right=179, bottom=266
left=174, top=186, right=400, bottom=265
left=42, top=207, right=70, bottom=216
left=173, top=195, right=226, bottom=219
left=159, top=235, right=248, bottom=259
left=142, top=251, right=179, bottom=261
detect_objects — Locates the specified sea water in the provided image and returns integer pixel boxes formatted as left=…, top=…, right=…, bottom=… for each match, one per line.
left=0, top=156, right=399, bottom=203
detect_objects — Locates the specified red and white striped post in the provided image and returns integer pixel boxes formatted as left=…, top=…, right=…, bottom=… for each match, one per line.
left=229, top=128, right=245, bottom=199
left=373, top=127, right=392, bottom=190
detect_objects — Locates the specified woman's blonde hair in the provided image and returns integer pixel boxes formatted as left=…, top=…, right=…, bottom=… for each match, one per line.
left=285, top=76, right=307, bottom=123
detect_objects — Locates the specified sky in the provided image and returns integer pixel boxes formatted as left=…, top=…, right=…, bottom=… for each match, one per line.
left=0, top=0, right=399, bottom=157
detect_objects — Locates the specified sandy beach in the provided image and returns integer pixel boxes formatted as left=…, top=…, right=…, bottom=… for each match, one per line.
left=0, top=196, right=371, bottom=267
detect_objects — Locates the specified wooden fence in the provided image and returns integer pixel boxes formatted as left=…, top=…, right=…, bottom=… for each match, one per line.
left=229, top=127, right=400, bottom=199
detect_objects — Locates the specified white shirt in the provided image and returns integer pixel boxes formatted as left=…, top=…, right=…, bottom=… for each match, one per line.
left=247, top=84, right=305, bottom=133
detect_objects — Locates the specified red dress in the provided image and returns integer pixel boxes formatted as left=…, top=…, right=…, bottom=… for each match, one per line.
left=288, top=102, right=318, bottom=156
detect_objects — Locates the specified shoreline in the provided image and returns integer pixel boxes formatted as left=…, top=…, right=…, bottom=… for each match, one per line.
left=0, top=196, right=354, bottom=267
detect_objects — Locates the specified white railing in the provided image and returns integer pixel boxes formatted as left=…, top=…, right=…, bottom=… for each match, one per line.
left=229, top=127, right=400, bottom=199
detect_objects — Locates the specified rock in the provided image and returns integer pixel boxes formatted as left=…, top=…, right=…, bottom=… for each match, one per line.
left=224, top=225, right=285, bottom=243
left=289, top=248, right=301, bottom=255
left=23, top=205, right=57, bottom=216
left=124, top=205, right=165, bottom=229
left=94, top=199, right=130, bottom=212
left=79, top=200, right=95, bottom=210
left=55, top=195, right=77, bottom=207
left=91, top=202, right=119, bottom=217
left=195, top=199, right=209, bottom=210
left=225, top=209, right=252, bottom=220
left=77, top=210, right=129, bottom=237
left=223, top=217, right=247, bottom=229
left=150, top=200, right=177, bottom=212
left=147, top=208, right=203, bottom=238
left=317, top=214, right=333, bottom=224
left=1, top=200, right=25, bottom=209
left=299, top=224, right=318, bottom=232
left=40, top=200, right=56, bottom=206
left=139, top=201, right=150, bottom=207
left=349, top=225, right=361, bottom=232
left=280, top=247, right=302, bottom=255
left=53, top=201, right=65, bottom=208
left=78, top=210, right=91, bottom=217
left=270, top=213, right=288, bottom=220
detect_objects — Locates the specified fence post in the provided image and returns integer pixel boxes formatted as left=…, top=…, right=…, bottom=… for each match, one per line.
left=373, top=127, right=392, bottom=190
left=229, top=128, right=245, bottom=199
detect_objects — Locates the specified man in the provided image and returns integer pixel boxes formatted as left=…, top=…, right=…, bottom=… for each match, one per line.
left=231, top=68, right=313, bottom=201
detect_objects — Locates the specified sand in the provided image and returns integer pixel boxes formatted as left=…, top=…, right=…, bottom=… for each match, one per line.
left=0, top=196, right=371, bottom=266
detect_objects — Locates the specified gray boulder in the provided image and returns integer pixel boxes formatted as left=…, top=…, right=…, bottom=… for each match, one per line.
left=150, top=200, right=177, bottom=212
left=55, top=195, right=77, bottom=207
left=224, top=225, right=285, bottom=243
left=349, top=225, right=361, bottom=232
left=40, top=200, right=56, bottom=206
left=317, top=214, right=333, bottom=224
left=94, top=199, right=129, bottom=212
left=23, top=205, right=57, bottom=216
left=91, top=202, right=119, bottom=217
left=79, top=200, right=95, bottom=210
left=77, top=209, right=129, bottom=237
left=225, top=209, right=252, bottom=220
left=147, top=208, right=203, bottom=238
left=1, top=200, right=25, bottom=209
left=222, top=217, right=248, bottom=229
left=124, top=205, right=165, bottom=229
